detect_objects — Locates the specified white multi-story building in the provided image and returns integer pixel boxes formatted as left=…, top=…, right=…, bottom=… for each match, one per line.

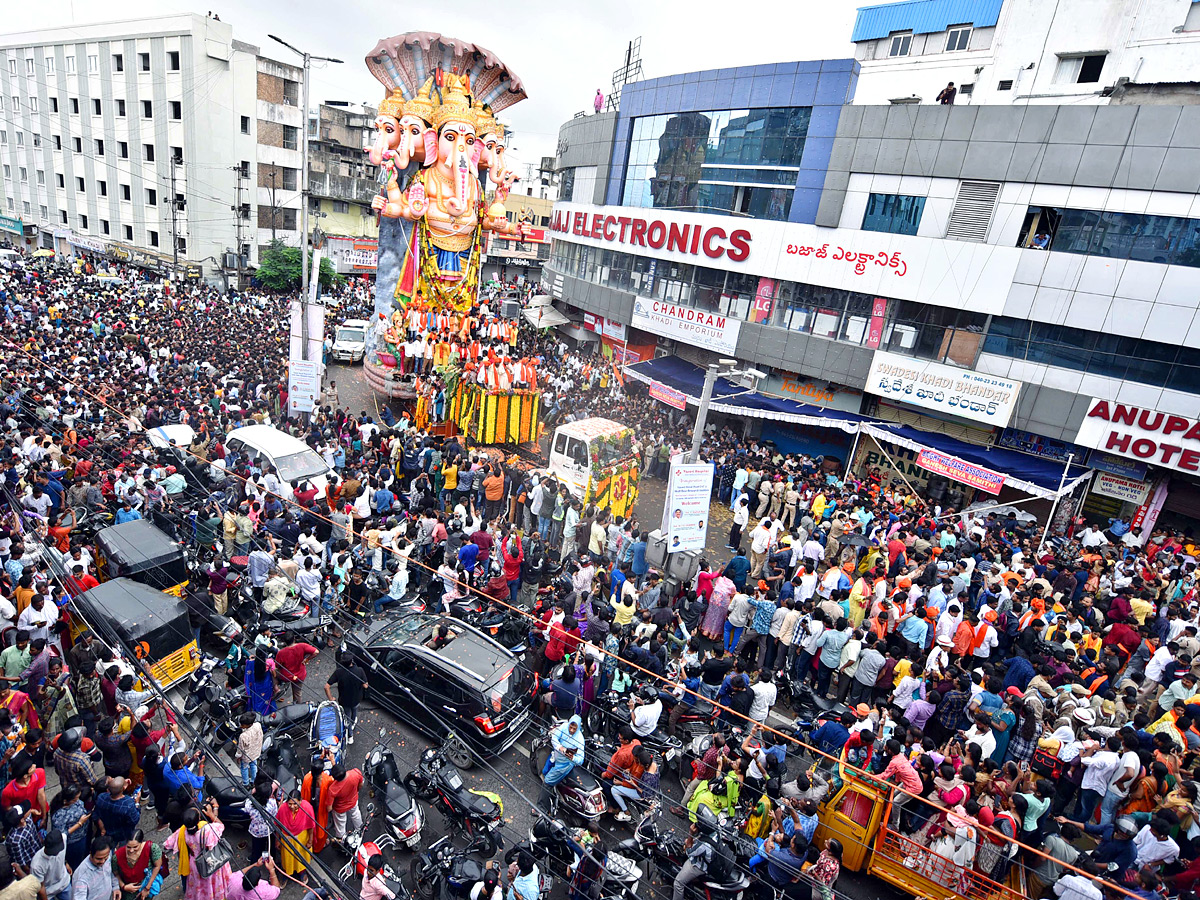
left=0, top=14, right=278, bottom=280
left=851, top=0, right=1200, bottom=106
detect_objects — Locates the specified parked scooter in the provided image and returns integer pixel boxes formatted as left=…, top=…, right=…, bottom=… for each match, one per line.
left=521, top=818, right=642, bottom=900
left=204, top=731, right=299, bottom=826
left=363, top=728, right=423, bottom=849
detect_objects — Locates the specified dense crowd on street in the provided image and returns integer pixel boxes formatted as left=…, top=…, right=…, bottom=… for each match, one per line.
left=0, top=245, right=1195, bottom=900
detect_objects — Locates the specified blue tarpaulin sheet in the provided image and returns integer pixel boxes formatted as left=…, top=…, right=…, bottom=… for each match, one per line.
left=625, top=356, right=1090, bottom=497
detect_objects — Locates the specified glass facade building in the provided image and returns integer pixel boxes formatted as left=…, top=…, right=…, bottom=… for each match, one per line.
left=620, top=107, right=811, bottom=221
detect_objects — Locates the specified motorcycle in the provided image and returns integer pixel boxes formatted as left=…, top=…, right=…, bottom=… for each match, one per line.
left=409, top=835, right=486, bottom=900
left=363, top=728, right=423, bottom=849
left=365, top=570, right=426, bottom=616
left=403, top=740, right=504, bottom=856
left=204, top=731, right=299, bottom=826
left=528, top=717, right=608, bottom=823
left=586, top=690, right=683, bottom=774
left=617, top=807, right=752, bottom=900
left=522, top=818, right=642, bottom=900
left=182, top=651, right=245, bottom=718
left=339, top=837, right=408, bottom=898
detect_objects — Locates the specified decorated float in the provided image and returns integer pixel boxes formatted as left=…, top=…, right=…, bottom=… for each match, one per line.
left=358, top=33, right=540, bottom=445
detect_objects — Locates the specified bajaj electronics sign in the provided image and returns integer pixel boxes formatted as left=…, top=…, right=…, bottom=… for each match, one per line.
left=865, top=350, right=1023, bottom=428
left=1075, top=399, right=1200, bottom=475
left=632, top=297, right=741, bottom=355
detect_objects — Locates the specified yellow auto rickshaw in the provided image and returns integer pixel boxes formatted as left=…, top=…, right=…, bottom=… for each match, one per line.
left=71, top=578, right=199, bottom=689
left=93, top=520, right=189, bottom=596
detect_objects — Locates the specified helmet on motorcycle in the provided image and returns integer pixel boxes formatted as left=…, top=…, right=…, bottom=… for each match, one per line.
left=684, top=663, right=702, bottom=679
left=637, top=684, right=659, bottom=703
left=386, top=558, right=400, bottom=574
left=694, top=805, right=720, bottom=837
left=166, top=465, right=177, bottom=475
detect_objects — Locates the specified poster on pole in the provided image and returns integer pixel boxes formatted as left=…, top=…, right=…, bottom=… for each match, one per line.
left=287, top=360, right=322, bottom=415
left=665, top=463, right=714, bottom=553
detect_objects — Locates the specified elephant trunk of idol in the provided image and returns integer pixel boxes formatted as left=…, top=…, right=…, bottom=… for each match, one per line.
left=366, top=132, right=389, bottom=167
left=396, top=130, right=416, bottom=169
left=446, top=151, right=471, bottom=217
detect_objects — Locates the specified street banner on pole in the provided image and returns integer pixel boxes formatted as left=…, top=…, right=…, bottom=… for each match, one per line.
left=287, top=360, right=322, bottom=415
left=665, top=463, right=714, bottom=553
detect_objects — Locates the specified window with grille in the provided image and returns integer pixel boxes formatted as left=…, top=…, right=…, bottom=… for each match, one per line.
left=945, top=180, right=1000, bottom=242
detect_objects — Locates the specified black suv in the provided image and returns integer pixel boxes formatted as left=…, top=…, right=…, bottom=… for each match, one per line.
left=342, top=613, right=534, bottom=767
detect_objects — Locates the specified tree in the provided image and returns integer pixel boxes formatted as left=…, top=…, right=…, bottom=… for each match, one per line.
left=254, top=239, right=342, bottom=292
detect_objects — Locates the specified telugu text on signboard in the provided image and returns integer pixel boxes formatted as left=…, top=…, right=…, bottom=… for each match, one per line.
left=1092, top=472, right=1151, bottom=506
left=865, top=350, right=1022, bottom=428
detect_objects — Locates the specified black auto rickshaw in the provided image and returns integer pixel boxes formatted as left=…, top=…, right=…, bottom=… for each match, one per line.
left=93, top=519, right=189, bottom=597
left=71, top=578, right=200, bottom=689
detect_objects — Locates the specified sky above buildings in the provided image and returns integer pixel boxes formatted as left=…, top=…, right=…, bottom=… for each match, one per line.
left=4, top=0, right=863, bottom=173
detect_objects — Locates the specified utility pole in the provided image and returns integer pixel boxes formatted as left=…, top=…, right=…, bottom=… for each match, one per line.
left=231, top=163, right=245, bottom=290
left=169, top=155, right=179, bottom=281
left=268, top=34, right=342, bottom=363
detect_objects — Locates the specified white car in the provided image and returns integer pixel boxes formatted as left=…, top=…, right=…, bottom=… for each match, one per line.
left=224, top=424, right=333, bottom=494
left=331, top=318, right=368, bottom=363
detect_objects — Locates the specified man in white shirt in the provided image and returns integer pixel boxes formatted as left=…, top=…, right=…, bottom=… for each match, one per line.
left=1133, top=819, right=1180, bottom=867
left=1053, top=871, right=1103, bottom=900
left=1080, top=525, right=1109, bottom=549
left=1078, top=735, right=1123, bottom=823
left=749, top=519, right=773, bottom=577
left=970, top=611, right=1000, bottom=660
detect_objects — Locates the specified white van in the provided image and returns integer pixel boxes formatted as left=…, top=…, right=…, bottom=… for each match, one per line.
left=331, top=318, right=369, bottom=363
left=546, top=417, right=636, bottom=500
left=224, top=424, right=334, bottom=494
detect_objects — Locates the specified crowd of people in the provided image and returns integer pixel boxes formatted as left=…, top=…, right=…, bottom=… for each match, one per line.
left=0, top=244, right=1195, bottom=900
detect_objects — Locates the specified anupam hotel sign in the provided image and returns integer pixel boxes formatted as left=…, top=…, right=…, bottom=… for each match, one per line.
left=1075, top=399, right=1200, bottom=475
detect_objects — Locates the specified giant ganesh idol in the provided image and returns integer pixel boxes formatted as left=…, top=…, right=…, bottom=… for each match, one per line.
left=359, top=33, right=539, bottom=443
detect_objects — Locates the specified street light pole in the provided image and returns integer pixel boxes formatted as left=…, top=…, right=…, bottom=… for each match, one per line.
left=689, top=364, right=722, bottom=463
left=268, top=34, right=342, bottom=362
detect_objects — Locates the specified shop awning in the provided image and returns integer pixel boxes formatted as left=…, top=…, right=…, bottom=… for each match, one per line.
left=861, top=423, right=1092, bottom=499
left=523, top=304, right=570, bottom=328
left=624, top=355, right=870, bottom=435
left=625, top=355, right=1090, bottom=499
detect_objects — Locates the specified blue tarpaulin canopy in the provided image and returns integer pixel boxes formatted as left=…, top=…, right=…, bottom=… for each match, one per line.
left=624, top=356, right=1091, bottom=499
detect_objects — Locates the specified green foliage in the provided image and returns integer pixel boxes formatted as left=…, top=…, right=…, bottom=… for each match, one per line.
left=254, top=239, right=343, bottom=292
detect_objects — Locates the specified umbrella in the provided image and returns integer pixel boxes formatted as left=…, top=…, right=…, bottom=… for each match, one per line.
left=32, top=249, right=55, bottom=258
left=841, top=532, right=872, bottom=548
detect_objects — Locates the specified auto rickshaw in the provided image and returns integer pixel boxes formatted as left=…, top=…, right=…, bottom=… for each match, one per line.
left=71, top=578, right=200, bottom=689
left=93, top=520, right=189, bottom=596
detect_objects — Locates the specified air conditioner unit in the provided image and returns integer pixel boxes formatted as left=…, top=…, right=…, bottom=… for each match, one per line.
left=500, top=299, right=521, bottom=319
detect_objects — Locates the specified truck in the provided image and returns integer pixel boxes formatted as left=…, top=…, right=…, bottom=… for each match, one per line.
left=544, top=417, right=640, bottom=517
left=814, top=763, right=1026, bottom=900
left=331, top=318, right=369, bottom=363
